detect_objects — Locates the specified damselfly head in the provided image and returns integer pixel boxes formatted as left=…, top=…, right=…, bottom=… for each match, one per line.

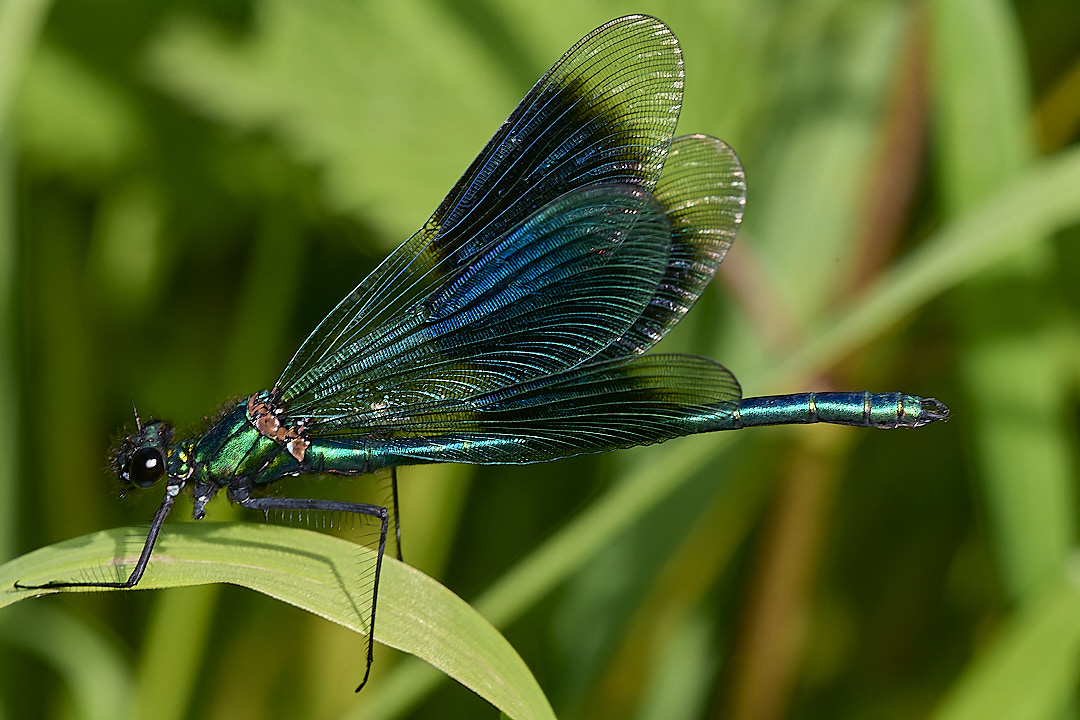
left=112, top=419, right=175, bottom=490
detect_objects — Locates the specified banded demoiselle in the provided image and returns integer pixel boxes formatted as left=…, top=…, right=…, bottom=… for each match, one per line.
left=17, top=15, right=948, bottom=690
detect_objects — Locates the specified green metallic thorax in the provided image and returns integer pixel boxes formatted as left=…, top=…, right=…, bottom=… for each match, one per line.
left=167, top=394, right=384, bottom=491
left=188, top=403, right=291, bottom=487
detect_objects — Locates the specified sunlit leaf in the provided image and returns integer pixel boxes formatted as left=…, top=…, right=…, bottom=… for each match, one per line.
left=1, top=523, right=556, bottom=720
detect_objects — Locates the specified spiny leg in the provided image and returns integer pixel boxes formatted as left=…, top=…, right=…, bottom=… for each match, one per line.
left=390, top=466, right=403, bottom=562
left=15, top=486, right=179, bottom=590
left=235, top=494, right=389, bottom=692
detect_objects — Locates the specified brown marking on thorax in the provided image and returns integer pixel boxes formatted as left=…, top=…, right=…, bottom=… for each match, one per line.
left=247, top=395, right=311, bottom=462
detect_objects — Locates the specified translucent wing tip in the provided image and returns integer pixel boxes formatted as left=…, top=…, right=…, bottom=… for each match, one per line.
left=598, top=134, right=746, bottom=359
left=659, top=134, right=747, bottom=237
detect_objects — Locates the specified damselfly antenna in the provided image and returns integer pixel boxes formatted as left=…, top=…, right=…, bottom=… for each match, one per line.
left=131, top=399, right=143, bottom=431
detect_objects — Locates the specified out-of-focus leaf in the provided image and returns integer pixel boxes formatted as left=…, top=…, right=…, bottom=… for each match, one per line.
left=146, top=1, right=516, bottom=241
left=933, top=563, right=1080, bottom=720
left=0, top=604, right=134, bottom=720
left=16, top=42, right=145, bottom=177
left=930, top=0, right=1075, bottom=610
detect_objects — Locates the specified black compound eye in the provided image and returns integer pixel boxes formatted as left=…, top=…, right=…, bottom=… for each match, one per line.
left=128, top=447, right=166, bottom=488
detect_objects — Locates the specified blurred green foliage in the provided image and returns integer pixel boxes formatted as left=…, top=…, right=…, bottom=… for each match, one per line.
left=2, top=0, right=1080, bottom=719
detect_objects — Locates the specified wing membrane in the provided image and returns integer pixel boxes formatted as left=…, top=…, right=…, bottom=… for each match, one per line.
left=600, top=134, right=746, bottom=359
left=293, top=184, right=672, bottom=427
left=276, top=15, right=684, bottom=404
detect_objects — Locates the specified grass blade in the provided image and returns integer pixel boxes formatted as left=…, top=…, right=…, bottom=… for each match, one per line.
left=0, top=523, right=556, bottom=720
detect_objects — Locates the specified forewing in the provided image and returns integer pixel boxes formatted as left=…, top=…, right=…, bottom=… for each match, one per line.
left=293, top=185, right=672, bottom=429
left=276, top=15, right=684, bottom=404
left=598, top=134, right=746, bottom=359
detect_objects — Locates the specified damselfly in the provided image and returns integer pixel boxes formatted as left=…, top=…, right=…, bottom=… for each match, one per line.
left=17, top=15, right=948, bottom=690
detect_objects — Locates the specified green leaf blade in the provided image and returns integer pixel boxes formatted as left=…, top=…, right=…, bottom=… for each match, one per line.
left=1, top=523, right=556, bottom=720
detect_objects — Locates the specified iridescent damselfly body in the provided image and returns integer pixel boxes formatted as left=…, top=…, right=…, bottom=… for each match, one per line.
left=16, top=15, right=948, bottom=691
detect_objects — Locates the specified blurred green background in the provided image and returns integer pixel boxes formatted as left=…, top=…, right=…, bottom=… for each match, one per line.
left=2, top=0, right=1080, bottom=718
